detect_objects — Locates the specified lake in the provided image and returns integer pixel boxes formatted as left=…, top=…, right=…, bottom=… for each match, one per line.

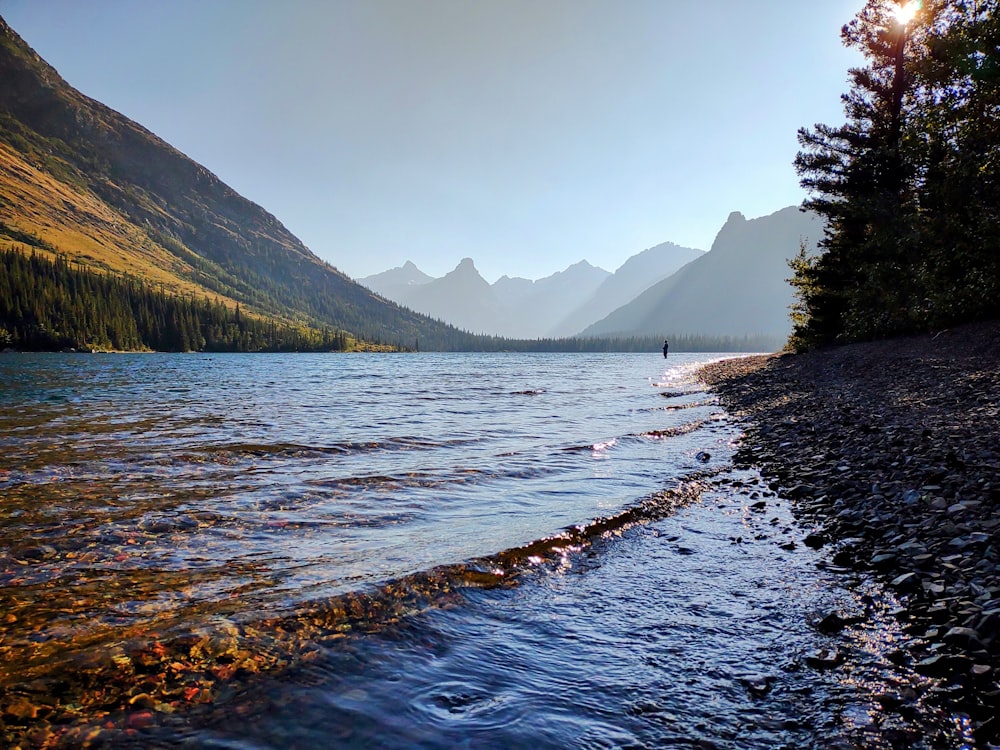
left=0, top=353, right=970, bottom=748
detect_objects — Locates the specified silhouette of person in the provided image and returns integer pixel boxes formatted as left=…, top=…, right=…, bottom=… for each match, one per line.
left=662, top=339, right=669, bottom=358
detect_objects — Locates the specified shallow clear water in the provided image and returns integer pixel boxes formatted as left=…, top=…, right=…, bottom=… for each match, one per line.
left=0, top=352, right=971, bottom=747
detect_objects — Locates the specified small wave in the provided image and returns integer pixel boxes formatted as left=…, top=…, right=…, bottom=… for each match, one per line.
left=562, top=440, right=618, bottom=454
left=303, top=461, right=552, bottom=492
left=591, top=438, right=617, bottom=453
left=637, top=399, right=716, bottom=413
left=195, top=436, right=471, bottom=460
left=2, top=471, right=724, bottom=744
left=655, top=390, right=699, bottom=399
left=565, top=420, right=712, bottom=449
left=638, top=419, right=709, bottom=440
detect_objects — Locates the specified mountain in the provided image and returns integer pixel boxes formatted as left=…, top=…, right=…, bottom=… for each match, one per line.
left=356, top=258, right=610, bottom=338
left=399, top=257, right=505, bottom=334
left=491, top=275, right=535, bottom=308
left=549, top=241, right=704, bottom=337
left=499, top=260, right=610, bottom=338
left=580, top=207, right=825, bottom=339
left=358, top=261, right=433, bottom=301
left=0, top=15, right=476, bottom=350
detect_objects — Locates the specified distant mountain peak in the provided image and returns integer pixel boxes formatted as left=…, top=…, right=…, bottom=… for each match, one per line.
left=580, top=205, right=826, bottom=340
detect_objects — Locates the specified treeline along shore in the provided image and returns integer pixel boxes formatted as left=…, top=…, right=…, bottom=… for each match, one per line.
left=0, top=246, right=779, bottom=354
left=0, top=246, right=353, bottom=353
left=699, top=320, right=1000, bottom=746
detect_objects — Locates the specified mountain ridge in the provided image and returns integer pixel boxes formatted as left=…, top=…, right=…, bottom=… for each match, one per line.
left=551, top=241, right=704, bottom=337
left=360, top=257, right=613, bottom=338
left=580, top=206, right=824, bottom=339
left=359, top=242, right=708, bottom=339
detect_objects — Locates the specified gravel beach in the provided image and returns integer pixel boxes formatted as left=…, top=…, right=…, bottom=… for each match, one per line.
left=699, top=320, right=1000, bottom=746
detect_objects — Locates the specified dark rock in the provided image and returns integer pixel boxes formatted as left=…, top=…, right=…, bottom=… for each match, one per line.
left=738, top=674, right=774, bottom=698
left=832, top=549, right=855, bottom=567
left=804, top=532, right=828, bottom=549
left=976, top=609, right=1000, bottom=639
left=914, top=653, right=973, bottom=678
left=944, top=626, right=986, bottom=650
left=816, top=612, right=849, bottom=634
left=870, top=553, right=898, bottom=571
left=971, top=664, right=992, bottom=678
left=806, top=648, right=843, bottom=670
left=891, top=572, right=921, bottom=592
left=19, top=546, right=56, bottom=561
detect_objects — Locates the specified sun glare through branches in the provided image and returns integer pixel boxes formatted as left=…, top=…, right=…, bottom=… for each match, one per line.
left=893, top=1, right=920, bottom=25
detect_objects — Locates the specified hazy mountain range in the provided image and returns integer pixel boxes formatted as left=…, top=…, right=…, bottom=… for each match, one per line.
left=360, top=208, right=823, bottom=340
left=360, top=243, right=704, bottom=338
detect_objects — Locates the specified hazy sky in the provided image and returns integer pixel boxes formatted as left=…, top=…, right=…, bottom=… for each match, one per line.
left=1, top=1, right=861, bottom=281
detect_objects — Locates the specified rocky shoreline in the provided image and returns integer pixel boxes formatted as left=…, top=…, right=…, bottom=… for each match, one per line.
left=699, top=320, right=1000, bottom=747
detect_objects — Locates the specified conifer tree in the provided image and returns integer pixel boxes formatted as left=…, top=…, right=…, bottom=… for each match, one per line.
left=791, top=1, right=1000, bottom=349
left=793, top=0, right=928, bottom=347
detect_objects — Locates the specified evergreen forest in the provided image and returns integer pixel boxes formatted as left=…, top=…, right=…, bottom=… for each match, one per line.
left=0, top=247, right=351, bottom=352
left=0, top=246, right=775, bottom=354
left=791, top=0, right=1000, bottom=349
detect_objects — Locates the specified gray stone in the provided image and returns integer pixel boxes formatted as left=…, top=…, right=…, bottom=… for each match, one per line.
left=891, top=572, right=921, bottom=592
left=944, top=626, right=985, bottom=650
left=871, top=553, right=898, bottom=570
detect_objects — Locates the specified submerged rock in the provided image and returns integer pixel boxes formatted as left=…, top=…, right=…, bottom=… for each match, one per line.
left=806, top=647, right=844, bottom=670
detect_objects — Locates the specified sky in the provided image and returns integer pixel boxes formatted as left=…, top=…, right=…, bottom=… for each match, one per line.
left=0, top=1, right=862, bottom=282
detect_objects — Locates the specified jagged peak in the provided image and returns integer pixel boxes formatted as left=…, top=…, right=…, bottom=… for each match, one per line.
left=448, top=257, right=481, bottom=276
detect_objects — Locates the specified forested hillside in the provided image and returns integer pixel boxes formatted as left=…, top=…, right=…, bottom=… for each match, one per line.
left=791, top=1, right=1000, bottom=349
left=0, top=247, right=353, bottom=352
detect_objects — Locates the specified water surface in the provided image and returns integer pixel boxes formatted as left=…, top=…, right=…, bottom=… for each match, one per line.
left=0, top=352, right=970, bottom=747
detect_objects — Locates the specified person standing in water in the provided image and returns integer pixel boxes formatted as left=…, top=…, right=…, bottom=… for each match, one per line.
left=662, top=339, right=669, bottom=358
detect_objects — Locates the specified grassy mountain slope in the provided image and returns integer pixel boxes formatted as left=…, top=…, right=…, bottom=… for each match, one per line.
left=0, top=141, right=206, bottom=292
left=0, top=15, right=473, bottom=350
